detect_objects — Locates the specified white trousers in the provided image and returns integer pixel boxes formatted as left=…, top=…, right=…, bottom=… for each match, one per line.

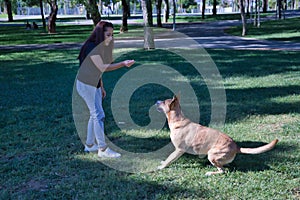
left=76, top=80, right=106, bottom=148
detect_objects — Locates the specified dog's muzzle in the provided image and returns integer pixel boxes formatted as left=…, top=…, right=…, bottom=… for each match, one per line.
left=156, top=101, right=164, bottom=113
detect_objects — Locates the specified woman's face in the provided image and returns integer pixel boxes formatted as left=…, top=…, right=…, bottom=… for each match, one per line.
left=104, top=27, right=113, bottom=46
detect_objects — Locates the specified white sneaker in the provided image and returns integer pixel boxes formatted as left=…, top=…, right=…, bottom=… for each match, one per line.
left=98, top=147, right=121, bottom=158
left=84, top=144, right=98, bottom=152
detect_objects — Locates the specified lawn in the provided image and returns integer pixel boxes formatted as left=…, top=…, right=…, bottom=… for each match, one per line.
left=1, top=15, right=299, bottom=46
left=226, top=17, right=300, bottom=42
left=0, top=46, right=299, bottom=199
left=0, top=23, right=171, bottom=45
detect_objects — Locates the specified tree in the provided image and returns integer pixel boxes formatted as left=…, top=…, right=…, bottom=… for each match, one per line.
left=171, top=0, right=175, bottom=30
left=180, top=0, right=196, bottom=12
left=276, top=0, right=282, bottom=19
left=4, top=0, right=13, bottom=21
left=163, top=0, right=170, bottom=23
left=201, top=0, right=206, bottom=19
left=262, top=0, right=268, bottom=12
left=212, top=0, right=217, bottom=15
left=253, top=0, right=261, bottom=27
left=120, top=0, right=129, bottom=32
left=80, top=0, right=101, bottom=25
left=156, top=0, right=163, bottom=27
left=246, top=0, right=250, bottom=15
left=47, top=0, right=58, bottom=33
left=239, top=0, right=247, bottom=36
left=144, top=0, right=153, bottom=26
left=141, top=0, right=155, bottom=49
left=89, top=0, right=101, bottom=25
left=39, top=0, right=46, bottom=29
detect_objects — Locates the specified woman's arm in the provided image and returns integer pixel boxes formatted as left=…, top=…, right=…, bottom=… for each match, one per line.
left=90, top=55, right=135, bottom=72
left=105, top=60, right=135, bottom=71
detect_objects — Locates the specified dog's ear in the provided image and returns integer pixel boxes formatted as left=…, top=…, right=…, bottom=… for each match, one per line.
left=171, top=95, right=177, bottom=103
left=170, top=94, right=179, bottom=109
left=175, top=92, right=180, bottom=101
left=172, top=92, right=180, bottom=102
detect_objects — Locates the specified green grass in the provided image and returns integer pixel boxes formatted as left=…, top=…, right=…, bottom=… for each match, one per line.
left=0, top=14, right=7, bottom=18
left=0, top=24, right=91, bottom=45
left=1, top=14, right=299, bottom=46
left=226, top=17, right=300, bottom=42
left=0, top=23, right=169, bottom=45
left=0, top=47, right=299, bottom=199
left=0, top=24, right=139, bottom=45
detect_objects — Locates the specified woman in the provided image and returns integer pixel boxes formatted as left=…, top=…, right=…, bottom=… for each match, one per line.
left=77, top=21, right=135, bottom=158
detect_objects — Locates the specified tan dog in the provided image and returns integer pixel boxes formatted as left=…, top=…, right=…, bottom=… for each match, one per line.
left=156, top=95, right=279, bottom=175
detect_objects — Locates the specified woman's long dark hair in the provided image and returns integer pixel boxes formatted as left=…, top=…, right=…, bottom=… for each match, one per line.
left=78, top=21, right=114, bottom=64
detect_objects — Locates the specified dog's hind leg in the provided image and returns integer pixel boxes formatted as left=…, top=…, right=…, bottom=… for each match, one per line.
left=158, top=149, right=184, bottom=170
left=205, top=157, right=225, bottom=176
left=205, top=166, right=225, bottom=176
left=205, top=152, right=236, bottom=176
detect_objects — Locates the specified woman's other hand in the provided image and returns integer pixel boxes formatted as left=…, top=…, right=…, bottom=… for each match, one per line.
left=101, top=87, right=106, bottom=99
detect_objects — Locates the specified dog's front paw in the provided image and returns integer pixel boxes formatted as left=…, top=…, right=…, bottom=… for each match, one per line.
left=157, top=161, right=166, bottom=170
left=157, top=165, right=165, bottom=170
left=205, top=172, right=214, bottom=176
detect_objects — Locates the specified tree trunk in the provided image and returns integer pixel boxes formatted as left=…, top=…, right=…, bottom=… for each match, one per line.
left=202, top=0, right=206, bottom=19
left=146, top=0, right=153, bottom=26
left=86, top=0, right=101, bottom=25
left=156, top=0, right=162, bottom=27
left=163, top=0, right=169, bottom=23
left=47, top=0, right=58, bottom=33
left=292, top=0, right=296, bottom=9
left=246, top=0, right=250, bottom=16
left=239, top=0, right=247, bottom=36
left=254, top=0, right=257, bottom=26
left=141, top=0, right=155, bottom=49
left=257, top=0, right=260, bottom=27
left=212, top=0, right=217, bottom=15
left=40, top=0, right=46, bottom=29
left=284, top=0, right=287, bottom=10
left=276, top=0, right=282, bottom=19
left=263, top=0, right=268, bottom=12
left=172, top=0, right=176, bottom=30
left=4, top=0, right=13, bottom=22
left=120, top=0, right=129, bottom=32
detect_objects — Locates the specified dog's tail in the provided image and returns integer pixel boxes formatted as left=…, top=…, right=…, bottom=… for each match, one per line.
left=238, top=139, right=279, bottom=154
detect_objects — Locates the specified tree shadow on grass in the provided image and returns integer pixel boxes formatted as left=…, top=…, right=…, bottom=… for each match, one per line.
left=227, top=141, right=277, bottom=172
left=155, top=140, right=293, bottom=174
left=225, top=85, right=300, bottom=122
left=228, top=141, right=295, bottom=173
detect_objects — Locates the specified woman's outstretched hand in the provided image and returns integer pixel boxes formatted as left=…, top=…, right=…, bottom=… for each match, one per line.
left=123, top=60, right=135, bottom=67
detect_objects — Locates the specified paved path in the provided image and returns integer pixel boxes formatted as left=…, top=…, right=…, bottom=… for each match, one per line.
left=171, top=20, right=300, bottom=50
left=163, top=10, right=300, bottom=50
left=0, top=11, right=299, bottom=51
